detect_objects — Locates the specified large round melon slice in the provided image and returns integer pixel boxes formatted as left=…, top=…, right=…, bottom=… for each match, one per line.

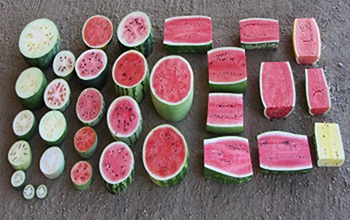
left=82, top=15, right=113, bottom=49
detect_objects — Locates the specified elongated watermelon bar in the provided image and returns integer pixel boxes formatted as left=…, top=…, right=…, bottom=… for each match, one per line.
left=76, top=88, right=105, bottom=126
left=74, top=126, right=98, bottom=159
left=143, top=124, right=189, bottom=187
left=305, top=68, right=331, bottom=115
left=12, top=109, right=36, bottom=141
left=112, top=50, right=149, bottom=103
left=150, top=56, right=194, bottom=122
left=8, top=140, right=32, bottom=171
left=71, top=161, right=93, bottom=190
left=206, top=93, right=244, bottom=134
left=204, top=136, right=253, bottom=183
left=164, top=16, right=212, bottom=53
left=99, top=141, right=135, bottom=193
left=293, top=18, right=321, bottom=64
left=82, top=15, right=113, bottom=49
left=239, top=18, right=279, bottom=49
left=260, top=62, right=295, bottom=119
left=258, top=131, right=313, bottom=173
left=44, top=78, right=71, bottom=112
left=40, top=146, right=65, bottom=179
left=208, top=47, right=247, bottom=92
left=314, top=123, right=345, bottom=167
left=39, top=110, right=67, bottom=146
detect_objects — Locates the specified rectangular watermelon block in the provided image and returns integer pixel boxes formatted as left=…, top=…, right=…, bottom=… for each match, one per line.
left=305, top=68, right=331, bottom=115
left=314, top=123, right=345, bottom=167
left=292, top=18, right=321, bottom=64
left=259, top=62, right=295, bottom=119
left=206, top=93, right=243, bottom=134
left=163, top=16, right=212, bottom=53
left=207, top=47, right=247, bottom=93
left=258, top=131, right=313, bottom=173
left=239, top=18, right=279, bottom=49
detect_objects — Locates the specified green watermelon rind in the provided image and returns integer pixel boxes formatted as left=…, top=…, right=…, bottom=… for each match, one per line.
left=39, top=110, right=68, bottom=146
left=44, top=78, right=71, bottom=112
left=71, top=161, right=93, bottom=191
left=12, top=110, right=37, bottom=141
left=82, top=15, right=113, bottom=50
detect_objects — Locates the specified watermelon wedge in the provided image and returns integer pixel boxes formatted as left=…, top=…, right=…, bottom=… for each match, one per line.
left=292, top=18, right=321, bottom=65
left=239, top=18, right=279, bottom=49
left=143, top=124, right=189, bottom=187
left=204, top=136, right=253, bottom=183
left=82, top=15, right=113, bottom=49
left=206, top=93, right=244, bottom=134
left=259, top=62, right=295, bottom=119
left=163, top=16, right=212, bottom=53
left=208, top=47, right=247, bottom=92
left=257, top=131, right=313, bottom=173
left=150, top=55, right=194, bottom=122
left=305, top=68, right=331, bottom=115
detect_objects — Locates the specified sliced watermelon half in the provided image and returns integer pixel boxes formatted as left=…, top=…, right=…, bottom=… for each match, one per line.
left=208, top=47, right=247, bottom=92
left=99, top=141, right=134, bottom=193
left=259, top=62, right=295, bottom=119
left=82, top=15, right=113, bottom=49
left=8, top=140, right=32, bottom=171
left=257, top=131, right=313, bottom=173
left=204, top=136, right=253, bottom=183
left=44, top=78, right=71, bottom=111
left=163, top=15, right=212, bottom=53
left=12, top=109, right=36, bottom=141
left=150, top=55, right=194, bottom=122
left=71, top=161, right=93, bottom=190
left=74, top=126, right=98, bottom=159
left=53, top=50, right=76, bottom=80
left=40, top=146, right=65, bottom=179
left=39, top=110, right=67, bottom=146
left=143, top=124, right=189, bottom=187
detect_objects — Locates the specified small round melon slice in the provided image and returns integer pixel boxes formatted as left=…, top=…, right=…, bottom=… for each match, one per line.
left=8, top=140, right=32, bottom=171
left=12, top=109, right=36, bottom=141
left=40, top=146, right=65, bottom=179
left=74, top=126, right=98, bottom=159
left=71, top=161, right=93, bottom=190
left=82, top=15, right=113, bottom=49
left=23, top=184, right=35, bottom=200
left=53, top=50, right=76, bottom=80
left=44, top=78, right=71, bottom=111
left=11, top=170, right=26, bottom=190
left=39, top=110, right=67, bottom=146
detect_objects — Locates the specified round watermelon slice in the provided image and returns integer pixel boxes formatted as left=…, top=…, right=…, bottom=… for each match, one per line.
left=82, top=15, right=113, bottom=49
left=143, top=124, right=189, bottom=187
left=53, top=50, right=76, bottom=80
left=74, top=126, right=98, bottom=159
left=71, top=161, right=93, bottom=190
left=150, top=55, right=194, bottom=122
left=12, top=109, right=36, bottom=141
left=39, top=110, right=67, bottom=146
left=40, top=146, right=65, bottom=179
left=44, top=78, right=71, bottom=112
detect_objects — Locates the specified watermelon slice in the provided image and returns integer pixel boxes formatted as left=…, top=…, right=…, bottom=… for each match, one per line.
left=71, top=161, right=93, bottom=190
left=112, top=50, right=149, bottom=103
left=107, top=96, right=142, bottom=146
left=8, top=140, right=32, bottom=171
left=44, top=78, right=71, bottom=112
left=40, top=146, right=65, bottom=179
left=39, top=110, right=67, bottom=146
left=305, top=68, right=331, bottom=115
left=74, top=126, right=98, bottom=159
left=99, top=141, right=134, bottom=193
left=257, top=131, right=313, bottom=173
left=82, top=15, right=113, bottom=49
left=206, top=93, right=244, bottom=134
left=314, top=123, right=345, bottom=167
left=259, top=62, right=295, bottom=119
left=150, top=55, right=194, bottom=122
left=208, top=47, right=247, bottom=92
left=12, top=109, right=36, bottom=141
left=204, top=136, right=253, bottom=183
left=53, top=50, right=76, bottom=80
left=163, top=16, right=212, bottom=53
left=143, top=124, right=189, bottom=187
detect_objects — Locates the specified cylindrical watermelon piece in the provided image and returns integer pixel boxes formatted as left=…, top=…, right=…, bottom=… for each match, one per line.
left=117, top=11, right=154, bottom=57
left=112, top=50, right=149, bottom=103
left=11, top=170, right=26, bottom=190
left=74, top=126, right=98, bottom=159
left=44, top=78, right=71, bottom=112
left=71, top=161, right=93, bottom=190
left=107, top=96, right=142, bottom=146
left=23, top=184, right=35, bottom=200
left=150, top=56, right=194, bottom=122
left=143, top=124, right=189, bottom=187
left=53, top=50, right=76, bottom=80
left=82, top=15, right=113, bottom=49
left=76, top=87, right=105, bottom=127
left=99, top=141, right=135, bottom=193
left=39, top=110, right=68, bottom=146
left=8, top=140, right=32, bottom=171
left=12, top=109, right=36, bottom=141
left=40, top=146, right=65, bottom=179
left=36, top=184, right=48, bottom=199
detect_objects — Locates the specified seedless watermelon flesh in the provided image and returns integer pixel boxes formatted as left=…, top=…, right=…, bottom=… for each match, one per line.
left=74, top=126, right=98, bottom=159
left=12, top=109, right=36, bottom=141
left=260, top=62, right=295, bottom=119
left=150, top=56, right=194, bottom=122
left=40, top=146, right=65, bottom=179
left=71, top=161, right=93, bottom=190
left=39, top=110, right=67, bottom=146
left=258, top=131, right=312, bottom=173
left=44, top=78, right=71, bottom=112
left=143, top=124, right=189, bottom=187
left=208, top=47, right=247, bottom=92
left=204, top=136, right=253, bottom=183
left=164, top=16, right=212, bottom=53
left=82, top=15, right=113, bottom=49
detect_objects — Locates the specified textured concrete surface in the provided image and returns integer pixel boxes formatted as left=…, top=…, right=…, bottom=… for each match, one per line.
left=1, top=0, right=349, bottom=219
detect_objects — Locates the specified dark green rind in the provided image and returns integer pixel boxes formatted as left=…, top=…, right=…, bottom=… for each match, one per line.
left=43, top=123, right=68, bottom=146
left=73, top=175, right=92, bottom=191
left=119, top=32, right=154, bottom=58
left=206, top=124, right=243, bottom=134
left=78, top=65, right=108, bottom=90
left=110, top=116, right=142, bottom=146
left=164, top=42, right=212, bottom=54
left=240, top=41, right=279, bottom=50
left=209, top=79, right=247, bottom=93
left=204, top=167, right=252, bottom=184
left=260, top=167, right=312, bottom=174
left=105, top=168, right=134, bottom=194
left=16, top=117, right=37, bottom=141
left=11, top=170, right=27, bottom=190
left=19, top=75, right=48, bottom=110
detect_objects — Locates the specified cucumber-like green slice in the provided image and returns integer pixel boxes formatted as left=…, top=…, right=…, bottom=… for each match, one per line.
left=36, top=184, right=48, bottom=199
left=39, top=110, right=67, bottom=146
left=40, top=146, right=65, bottom=179
left=11, top=170, right=26, bottom=189
left=53, top=50, right=75, bottom=80
left=44, top=78, right=71, bottom=111
left=12, top=109, right=36, bottom=141
left=8, top=140, right=32, bottom=171
left=23, top=184, right=35, bottom=200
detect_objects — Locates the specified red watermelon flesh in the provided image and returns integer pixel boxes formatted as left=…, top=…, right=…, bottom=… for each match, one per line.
left=76, top=88, right=103, bottom=122
left=71, top=161, right=92, bottom=185
left=76, top=50, right=106, bottom=79
left=240, top=18, right=279, bottom=43
left=83, top=15, right=113, bottom=48
left=74, top=127, right=96, bottom=152
left=119, top=12, right=150, bottom=45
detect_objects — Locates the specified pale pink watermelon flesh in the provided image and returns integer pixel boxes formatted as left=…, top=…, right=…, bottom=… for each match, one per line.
left=77, top=51, right=106, bottom=78
left=71, top=161, right=92, bottom=185
left=101, top=143, right=132, bottom=182
left=83, top=16, right=113, bottom=47
left=240, top=19, right=279, bottom=43
left=144, top=127, right=186, bottom=178
left=306, top=68, right=330, bottom=115
left=151, top=57, right=191, bottom=103
left=164, top=16, right=212, bottom=44
left=74, top=127, right=96, bottom=152
left=120, top=14, right=149, bottom=45
left=207, top=94, right=243, bottom=125
left=113, top=51, right=145, bottom=86
left=46, top=80, right=68, bottom=108
left=77, top=88, right=103, bottom=122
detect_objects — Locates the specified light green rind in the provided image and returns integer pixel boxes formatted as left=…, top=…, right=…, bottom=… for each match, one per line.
left=204, top=167, right=252, bottom=184
left=206, top=124, right=243, bottom=134
left=75, top=131, right=98, bottom=159
left=36, top=184, right=48, bottom=199
left=39, top=111, right=68, bottom=146
left=164, top=42, right=212, bottom=54
left=40, top=146, right=65, bottom=179
left=110, top=116, right=142, bottom=146
left=241, top=41, right=279, bottom=50
left=8, top=140, right=32, bottom=171
left=105, top=168, right=134, bottom=194
left=11, top=170, right=26, bottom=189
left=71, top=162, right=93, bottom=191
left=23, top=184, right=35, bottom=200
left=119, top=32, right=154, bottom=58
left=209, top=79, right=247, bottom=93
left=12, top=110, right=37, bottom=141
left=260, top=167, right=312, bottom=174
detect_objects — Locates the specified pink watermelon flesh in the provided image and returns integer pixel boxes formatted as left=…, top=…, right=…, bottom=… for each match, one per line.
left=83, top=16, right=113, bottom=47
left=240, top=19, right=279, bottom=43
left=293, top=18, right=320, bottom=64
left=108, top=97, right=139, bottom=136
left=164, top=16, right=212, bottom=44
left=113, top=51, right=146, bottom=86
left=76, top=50, right=106, bottom=78
left=208, top=48, right=246, bottom=83
left=144, top=126, right=186, bottom=178
left=260, top=62, right=295, bottom=119
left=258, top=132, right=312, bottom=171
left=46, top=80, right=68, bottom=108
left=207, top=93, right=243, bottom=126
left=76, top=88, right=103, bottom=122
left=101, top=142, right=132, bottom=183
left=306, top=68, right=330, bottom=115
left=204, top=137, right=252, bottom=177
left=74, top=127, right=96, bottom=152
left=71, top=161, right=92, bottom=185
left=152, top=57, right=192, bottom=103
left=120, top=13, right=149, bottom=45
